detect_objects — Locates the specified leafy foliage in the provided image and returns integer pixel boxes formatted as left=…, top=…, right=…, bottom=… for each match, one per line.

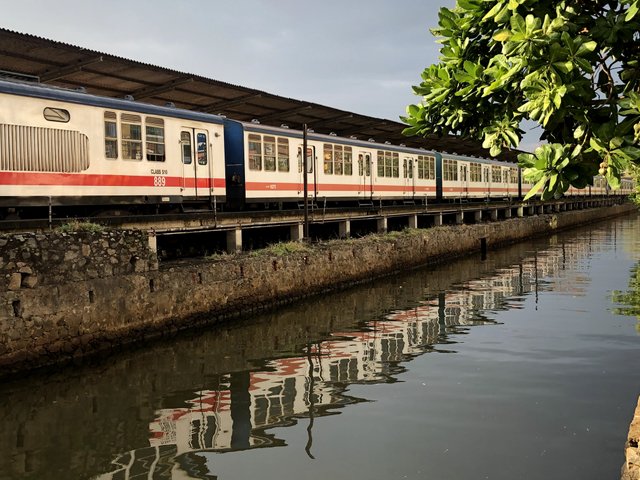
left=57, top=220, right=105, bottom=233
left=249, top=241, right=310, bottom=257
left=403, top=0, right=640, bottom=199
left=612, top=261, right=640, bottom=332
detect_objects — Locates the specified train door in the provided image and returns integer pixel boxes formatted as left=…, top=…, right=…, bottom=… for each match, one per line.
left=357, top=151, right=373, bottom=201
left=483, top=166, right=491, bottom=198
left=297, top=144, right=317, bottom=200
left=403, top=157, right=415, bottom=199
left=180, top=129, right=212, bottom=199
left=460, top=163, right=468, bottom=199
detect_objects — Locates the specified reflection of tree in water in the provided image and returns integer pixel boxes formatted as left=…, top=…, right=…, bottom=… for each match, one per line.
left=612, top=262, right=640, bottom=332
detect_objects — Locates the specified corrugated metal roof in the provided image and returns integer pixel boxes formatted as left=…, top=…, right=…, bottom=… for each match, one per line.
left=0, top=28, right=518, bottom=161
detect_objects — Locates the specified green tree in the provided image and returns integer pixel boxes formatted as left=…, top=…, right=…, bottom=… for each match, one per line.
left=403, top=0, right=640, bottom=200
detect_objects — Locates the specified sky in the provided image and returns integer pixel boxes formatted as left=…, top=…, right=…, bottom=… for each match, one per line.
left=0, top=0, right=540, bottom=151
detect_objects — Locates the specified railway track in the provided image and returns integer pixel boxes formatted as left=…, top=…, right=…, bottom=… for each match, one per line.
left=0, top=200, right=526, bottom=233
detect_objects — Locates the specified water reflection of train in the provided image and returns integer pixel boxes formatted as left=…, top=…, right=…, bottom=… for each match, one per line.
left=96, top=236, right=596, bottom=479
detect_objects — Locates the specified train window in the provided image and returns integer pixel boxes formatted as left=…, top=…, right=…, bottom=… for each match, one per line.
left=248, top=134, right=262, bottom=170
left=277, top=138, right=289, bottom=172
left=392, top=153, right=399, bottom=178
left=365, top=153, right=371, bottom=176
left=417, top=155, right=435, bottom=179
left=510, top=168, right=518, bottom=183
left=491, top=165, right=502, bottom=183
left=343, top=147, right=353, bottom=175
left=470, top=162, right=482, bottom=182
left=324, top=144, right=334, bottom=174
left=358, top=154, right=364, bottom=176
left=443, top=159, right=458, bottom=181
left=181, top=131, right=192, bottom=164
left=104, top=111, right=118, bottom=159
left=377, top=151, right=385, bottom=177
left=146, top=117, right=165, bottom=162
left=385, top=151, right=393, bottom=177
left=297, top=146, right=314, bottom=173
left=417, top=157, right=425, bottom=179
left=263, top=136, right=276, bottom=171
left=121, top=113, right=143, bottom=161
left=197, top=133, right=207, bottom=165
left=484, top=167, right=490, bottom=183
left=334, top=145, right=343, bottom=175
left=43, top=107, right=70, bottom=123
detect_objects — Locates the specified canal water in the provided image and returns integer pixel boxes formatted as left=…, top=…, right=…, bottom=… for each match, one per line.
left=1, top=214, right=640, bottom=480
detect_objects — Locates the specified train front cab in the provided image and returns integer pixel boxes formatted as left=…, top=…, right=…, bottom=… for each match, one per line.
left=0, top=79, right=227, bottom=216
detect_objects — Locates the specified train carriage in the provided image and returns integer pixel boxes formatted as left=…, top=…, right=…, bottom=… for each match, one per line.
left=0, top=78, right=631, bottom=218
left=437, top=153, right=520, bottom=201
left=223, top=120, right=439, bottom=206
left=0, top=79, right=226, bottom=216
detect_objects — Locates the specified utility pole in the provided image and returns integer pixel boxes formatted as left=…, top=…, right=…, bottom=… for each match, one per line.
left=303, top=124, right=309, bottom=240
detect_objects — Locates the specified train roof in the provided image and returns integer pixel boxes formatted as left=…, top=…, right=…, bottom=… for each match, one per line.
left=437, top=151, right=516, bottom=167
left=0, top=78, right=225, bottom=125
left=234, top=120, right=514, bottom=165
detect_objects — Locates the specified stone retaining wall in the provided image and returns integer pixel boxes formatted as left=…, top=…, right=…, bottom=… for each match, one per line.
left=0, top=203, right=635, bottom=374
left=623, top=397, right=640, bottom=480
left=0, top=229, right=157, bottom=291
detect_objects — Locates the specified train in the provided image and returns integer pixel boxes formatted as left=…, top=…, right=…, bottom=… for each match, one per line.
left=0, top=78, right=632, bottom=219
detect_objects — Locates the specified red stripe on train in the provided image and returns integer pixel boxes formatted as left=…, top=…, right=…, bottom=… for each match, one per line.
left=245, top=181, right=514, bottom=193
left=245, top=181, right=438, bottom=193
left=0, top=172, right=225, bottom=189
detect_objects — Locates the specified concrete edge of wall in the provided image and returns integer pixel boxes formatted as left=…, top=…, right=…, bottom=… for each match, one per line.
left=0, top=203, right=636, bottom=378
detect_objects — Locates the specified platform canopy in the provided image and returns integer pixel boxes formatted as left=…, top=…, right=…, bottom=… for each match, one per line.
left=0, top=28, right=518, bottom=161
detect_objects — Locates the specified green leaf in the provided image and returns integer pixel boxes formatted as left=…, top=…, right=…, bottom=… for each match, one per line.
left=482, top=1, right=505, bottom=21
left=571, top=144, right=583, bottom=158
left=541, top=185, right=554, bottom=201
left=610, top=137, right=624, bottom=149
left=589, top=137, right=606, bottom=153
left=553, top=61, right=573, bottom=74
left=524, top=176, right=547, bottom=200
left=606, top=168, right=621, bottom=189
left=457, top=0, right=479, bottom=11
left=576, top=41, right=597, bottom=57
left=626, top=1, right=639, bottom=21
left=406, top=104, right=420, bottom=117
left=495, top=5, right=511, bottom=23
left=525, top=14, right=540, bottom=33
left=493, top=29, right=513, bottom=41
left=534, top=156, right=547, bottom=170
left=510, top=13, right=526, bottom=33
